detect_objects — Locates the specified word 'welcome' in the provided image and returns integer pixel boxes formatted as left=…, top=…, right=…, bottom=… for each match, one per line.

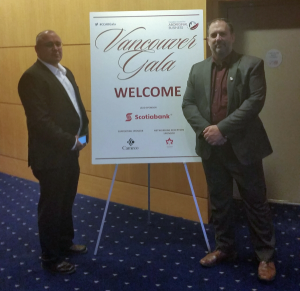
left=114, top=86, right=181, bottom=98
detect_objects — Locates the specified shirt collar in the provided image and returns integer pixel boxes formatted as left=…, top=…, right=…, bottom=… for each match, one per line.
left=212, top=50, right=234, bottom=68
left=38, top=58, right=66, bottom=76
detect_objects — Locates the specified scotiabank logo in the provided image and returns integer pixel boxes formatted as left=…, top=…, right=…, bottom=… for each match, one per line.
left=126, top=113, right=132, bottom=121
left=135, top=114, right=170, bottom=120
left=126, top=113, right=171, bottom=121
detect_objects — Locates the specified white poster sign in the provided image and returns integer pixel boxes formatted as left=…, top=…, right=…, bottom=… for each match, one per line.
left=90, top=10, right=204, bottom=164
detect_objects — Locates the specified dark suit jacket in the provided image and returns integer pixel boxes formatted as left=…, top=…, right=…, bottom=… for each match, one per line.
left=18, top=60, right=89, bottom=170
left=182, top=51, right=272, bottom=165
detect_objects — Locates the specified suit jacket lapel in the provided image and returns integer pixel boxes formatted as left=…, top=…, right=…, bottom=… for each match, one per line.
left=227, top=51, right=241, bottom=115
left=66, top=70, right=84, bottom=112
left=37, top=61, right=79, bottom=115
left=66, top=70, right=89, bottom=126
left=203, top=57, right=212, bottom=110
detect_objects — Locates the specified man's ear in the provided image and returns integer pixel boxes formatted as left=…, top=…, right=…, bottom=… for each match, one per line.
left=231, top=33, right=235, bottom=44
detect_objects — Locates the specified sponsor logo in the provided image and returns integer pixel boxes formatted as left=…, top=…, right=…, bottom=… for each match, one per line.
left=126, top=113, right=132, bottom=122
left=168, top=21, right=198, bottom=30
left=122, top=138, right=139, bottom=150
left=135, top=114, right=170, bottom=120
left=189, top=21, right=199, bottom=30
left=166, top=138, right=173, bottom=145
left=126, top=113, right=171, bottom=121
left=127, top=138, right=135, bottom=146
left=168, top=21, right=188, bottom=30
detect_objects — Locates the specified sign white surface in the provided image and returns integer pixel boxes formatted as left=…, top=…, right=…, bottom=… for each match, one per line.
left=90, top=10, right=204, bottom=164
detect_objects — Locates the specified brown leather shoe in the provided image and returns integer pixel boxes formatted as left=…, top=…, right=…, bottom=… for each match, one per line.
left=42, top=260, right=76, bottom=274
left=62, top=244, right=88, bottom=255
left=200, top=250, right=237, bottom=267
left=258, top=261, right=276, bottom=282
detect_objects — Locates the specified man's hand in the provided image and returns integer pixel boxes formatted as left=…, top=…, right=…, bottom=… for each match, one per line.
left=74, top=135, right=86, bottom=151
left=203, top=125, right=227, bottom=146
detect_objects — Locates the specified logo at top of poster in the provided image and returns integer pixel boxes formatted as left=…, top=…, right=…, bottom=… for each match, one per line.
left=189, top=21, right=199, bottom=30
left=126, top=113, right=132, bottom=122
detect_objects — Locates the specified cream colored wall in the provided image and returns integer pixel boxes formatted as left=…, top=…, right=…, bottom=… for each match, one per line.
left=0, top=0, right=209, bottom=222
left=227, top=3, right=300, bottom=203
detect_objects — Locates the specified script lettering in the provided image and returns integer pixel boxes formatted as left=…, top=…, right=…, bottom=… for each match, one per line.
left=94, top=27, right=197, bottom=79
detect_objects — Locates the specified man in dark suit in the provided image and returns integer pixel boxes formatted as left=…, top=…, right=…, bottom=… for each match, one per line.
left=182, top=19, right=276, bottom=281
left=18, top=30, right=89, bottom=274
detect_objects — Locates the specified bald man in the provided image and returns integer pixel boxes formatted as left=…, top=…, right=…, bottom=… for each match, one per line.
left=18, top=30, right=89, bottom=274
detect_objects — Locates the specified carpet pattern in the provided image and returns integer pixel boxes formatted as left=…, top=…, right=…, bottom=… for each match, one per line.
left=0, top=172, right=299, bottom=290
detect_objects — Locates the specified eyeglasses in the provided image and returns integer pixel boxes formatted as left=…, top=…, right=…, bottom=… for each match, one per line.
left=43, top=41, right=63, bottom=48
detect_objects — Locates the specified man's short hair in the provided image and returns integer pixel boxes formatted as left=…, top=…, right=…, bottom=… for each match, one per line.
left=36, top=30, right=56, bottom=45
left=207, top=18, right=234, bottom=34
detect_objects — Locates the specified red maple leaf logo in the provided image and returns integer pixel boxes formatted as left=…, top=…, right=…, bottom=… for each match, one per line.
left=166, top=138, right=173, bottom=145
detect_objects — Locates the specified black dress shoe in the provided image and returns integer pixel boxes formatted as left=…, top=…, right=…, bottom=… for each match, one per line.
left=42, top=260, right=76, bottom=274
left=200, top=250, right=237, bottom=267
left=61, top=244, right=88, bottom=255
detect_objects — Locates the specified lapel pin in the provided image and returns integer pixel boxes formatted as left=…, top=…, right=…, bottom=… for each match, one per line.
left=230, top=77, right=233, bottom=81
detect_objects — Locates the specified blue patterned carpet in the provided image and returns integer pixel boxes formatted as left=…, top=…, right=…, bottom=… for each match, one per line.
left=0, top=172, right=299, bottom=291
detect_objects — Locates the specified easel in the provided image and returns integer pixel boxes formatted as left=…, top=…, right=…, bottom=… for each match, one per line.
left=94, top=163, right=211, bottom=255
